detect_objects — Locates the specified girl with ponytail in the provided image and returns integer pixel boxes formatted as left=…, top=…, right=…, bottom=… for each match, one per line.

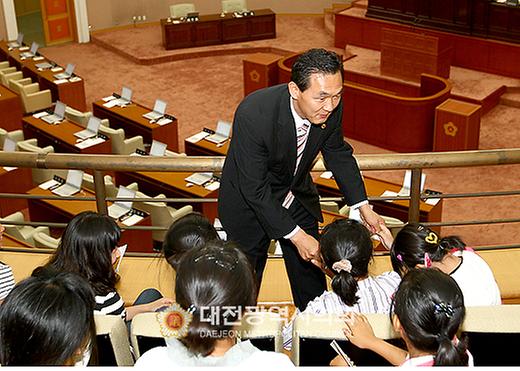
left=282, top=219, right=400, bottom=350
left=378, top=222, right=501, bottom=306
left=341, top=269, right=472, bottom=366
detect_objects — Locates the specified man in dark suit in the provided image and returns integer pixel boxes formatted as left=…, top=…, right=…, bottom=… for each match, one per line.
left=218, top=49, right=382, bottom=310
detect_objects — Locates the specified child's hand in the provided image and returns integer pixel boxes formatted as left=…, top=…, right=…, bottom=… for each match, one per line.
left=342, top=312, right=378, bottom=349
left=376, top=222, right=394, bottom=250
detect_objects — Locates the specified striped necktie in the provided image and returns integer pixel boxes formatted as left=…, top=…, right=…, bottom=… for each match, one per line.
left=282, top=122, right=310, bottom=209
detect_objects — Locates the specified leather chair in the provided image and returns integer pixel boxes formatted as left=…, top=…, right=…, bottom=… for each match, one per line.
left=15, top=82, right=52, bottom=114
left=2, top=211, right=51, bottom=247
left=98, top=125, right=144, bottom=155
left=33, top=231, right=60, bottom=249
left=222, top=0, right=247, bottom=13
left=0, top=128, right=24, bottom=149
left=169, top=3, right=196, bottom=18
left=64, top=106, right=93, bottom=127
left=134, top=192, right=193, bottom=242
left=1, top=70, right=24, bottom=87
left=16, top=139, right=67, bottom=184
left=94, top=315, right=134, bottom=366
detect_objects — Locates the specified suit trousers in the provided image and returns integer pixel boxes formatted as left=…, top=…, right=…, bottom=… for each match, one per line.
left=224, top=198, right=326, bottom=311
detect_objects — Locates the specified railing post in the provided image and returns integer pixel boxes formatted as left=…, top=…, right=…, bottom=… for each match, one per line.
left=408, top=168, right=422, bottom=223
left=93, top=170, right=108, bottom=215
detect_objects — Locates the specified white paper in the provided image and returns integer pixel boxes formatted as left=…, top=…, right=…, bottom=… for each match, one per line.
left=39, top=179, right=60, bottom=190
left=156, top=117, right=172, bottom=126
left=398, top=170, right=426, bottom=196
left=75, top=136, right=104, bottom=149
left=103, top=95, right=116, bottom=102
left=32, top=56, right=44, bottom=61
left=103, top=100, right=119, bottom=108
left=3, top=137, right=16, bottom=152
left=50, top=66, right=63, bottom=72
left=320, top=171, right=333, bottom=179
left=18, top=46, right=29, bottom=51
left=115, top=244, right=127, bottom=273
left=121, top=214, right=143, bottom=226
left=185, top=131, right=210, bottom=143
left=150, top=140, right=167, bottom=156
left=205, top=181, right=220, bottom=191
left=3, top=167, right=17, bottom=172
left=33, top=111, right=48, bottom=119
left=380, top=190, right=398, bottom=202
left=425, top=198, right=440, bottom=206
left=54, top=79, right=68, bottom=85
left=69, top=76, right=82, bottom=82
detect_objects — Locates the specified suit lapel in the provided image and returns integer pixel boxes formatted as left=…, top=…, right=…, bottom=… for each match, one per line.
left=278, top=93, right=297, bottom=176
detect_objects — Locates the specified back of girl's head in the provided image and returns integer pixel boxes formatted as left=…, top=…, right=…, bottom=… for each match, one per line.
left=320, top=219, right=373, bottom=307
left=162, top=212, right=219, bottom=270
left=41, top=211, right=121, bottom=295
left=175, top=240, right=257, bottom=356
left=393, top=268, right=468, bottom=366
left=390, top=223, right=466, bottom=276
left=0, top=272, right=95, bottom=365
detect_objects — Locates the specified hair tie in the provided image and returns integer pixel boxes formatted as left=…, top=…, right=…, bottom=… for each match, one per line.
left=332, top=259, right=352, bottom=273
left=425, top=231, right=439, bottom=245
left=434, top=302, right=454, bottom=318
left=156, top=303, right=193, bottom=338
left=424, top=252, right=432, bottom=268
left=396, top=254, right=403, bottom=262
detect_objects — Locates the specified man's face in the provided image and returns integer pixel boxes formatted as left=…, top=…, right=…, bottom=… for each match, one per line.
left=289, top=71, right=343, bottom=125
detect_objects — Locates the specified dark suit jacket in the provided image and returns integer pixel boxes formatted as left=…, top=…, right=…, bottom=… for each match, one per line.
left=219, top=84, right=367, bottom=239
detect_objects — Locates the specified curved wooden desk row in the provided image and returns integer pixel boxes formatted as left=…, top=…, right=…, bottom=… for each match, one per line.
left=278, top=53, right=452, bottom=152
left=0, top=40, right=87, bottom=111
left=4, top=244, right=520, bottom=304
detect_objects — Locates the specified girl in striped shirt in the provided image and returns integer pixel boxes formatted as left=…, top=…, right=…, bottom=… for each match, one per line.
left=282, top=219, right=400, bottom=350
left=33, top=211, right=172, bottom=320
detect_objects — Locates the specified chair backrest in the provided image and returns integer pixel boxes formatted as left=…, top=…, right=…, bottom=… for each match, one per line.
left=16, top=139, right=61, bottom=184
left=130, top=312, right=166, bottom=360
left=461, top=305, right=520, bottom=366
left=1, top=70, right=23, bottom=86
left=292, top=313, right=401, bottom=366
left=98, top=125, right=125, bottom=154
left=94, top=315, right=134, bottom=366
left=32, top=231, right=60, bottom=249
left=65, top=106, right=93, bottom=127
left=2, top=211, right=27, bottom=242
left=222, top=0, right=247, bottom=12
left=238, top=311, right=285, bottom=353
left=169, top=3, right=196, bottom=18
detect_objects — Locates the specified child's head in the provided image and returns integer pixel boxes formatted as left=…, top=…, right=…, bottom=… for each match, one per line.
left=162, top=212, right=219, bottom=270
left=320, top=219, right=373, bottom=306
left=390, top=223, right=466, bottom=277
left=0, top=272, right=95, bottom=365
left=393, top=268, right=468, bottom=366
left=175, top=240, right=257, bottom=356
left=42, top=211, right=121, bottom=295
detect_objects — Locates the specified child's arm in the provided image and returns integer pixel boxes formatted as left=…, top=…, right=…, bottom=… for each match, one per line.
left=343, top=313, right=407, bottom=366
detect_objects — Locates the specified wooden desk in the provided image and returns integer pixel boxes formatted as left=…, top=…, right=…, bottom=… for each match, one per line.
left=92, top=99, right=179, bottom=151
left=3, top=233, right=33, bottom=248
left=315, top=174, right=443, bottom=224
left=115, top=171, right=219, bottom=221
left=0, top=85, right=23, bottom=131
left=161, top=9, right=276, bottom=50
left=184, top=136, right=229, bottom=156
left=26, top=187, right=153, bottom=253
left=22, top=116, right=111, bottom=154
left=0, top=167, right=32, bottom=217
left=0, top=41, right=87, bottom=111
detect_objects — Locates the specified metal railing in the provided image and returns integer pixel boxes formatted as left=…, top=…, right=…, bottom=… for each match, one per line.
left=1, top=149, right=520, bottom=251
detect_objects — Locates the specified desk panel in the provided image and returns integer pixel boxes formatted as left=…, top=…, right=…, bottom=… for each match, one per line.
left=0, top=167, right=32, bottom=217
left=0, top=41, right=86, bottom=111
left=0, top=85, right=23, bottom=131
left=93, top=100, right=179, bottom=151
left=115, top=171, right=218, bottom=221
left=22, top=116, right=111, bottom=154
left=315, top=174, right=443, bottom=225
left=161, top=9, right=275, bottom=50
left=27, top=187, right=153, bottom=253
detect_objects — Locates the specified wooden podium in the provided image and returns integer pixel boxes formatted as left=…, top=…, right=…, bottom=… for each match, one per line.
left=380, top=28, right=452, bottom=82
left=243, top=53, right=280, bottom=96
left=434, top=99, right=482, bottom=151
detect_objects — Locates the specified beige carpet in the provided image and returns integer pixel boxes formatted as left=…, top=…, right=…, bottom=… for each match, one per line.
left=39, top=15, right=520, bottom=248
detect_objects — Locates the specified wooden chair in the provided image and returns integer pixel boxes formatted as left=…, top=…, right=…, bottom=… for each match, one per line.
left=169, top=3, right=196, bottom=18
left=291, top=313, right=401, bottom=366
left=94, top=315, right=134, bottom=366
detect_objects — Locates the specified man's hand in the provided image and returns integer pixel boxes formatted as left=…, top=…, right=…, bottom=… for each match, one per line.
left=359, top=204, right=384, bottom=233
left=290, top=229, right=323, bottom=268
